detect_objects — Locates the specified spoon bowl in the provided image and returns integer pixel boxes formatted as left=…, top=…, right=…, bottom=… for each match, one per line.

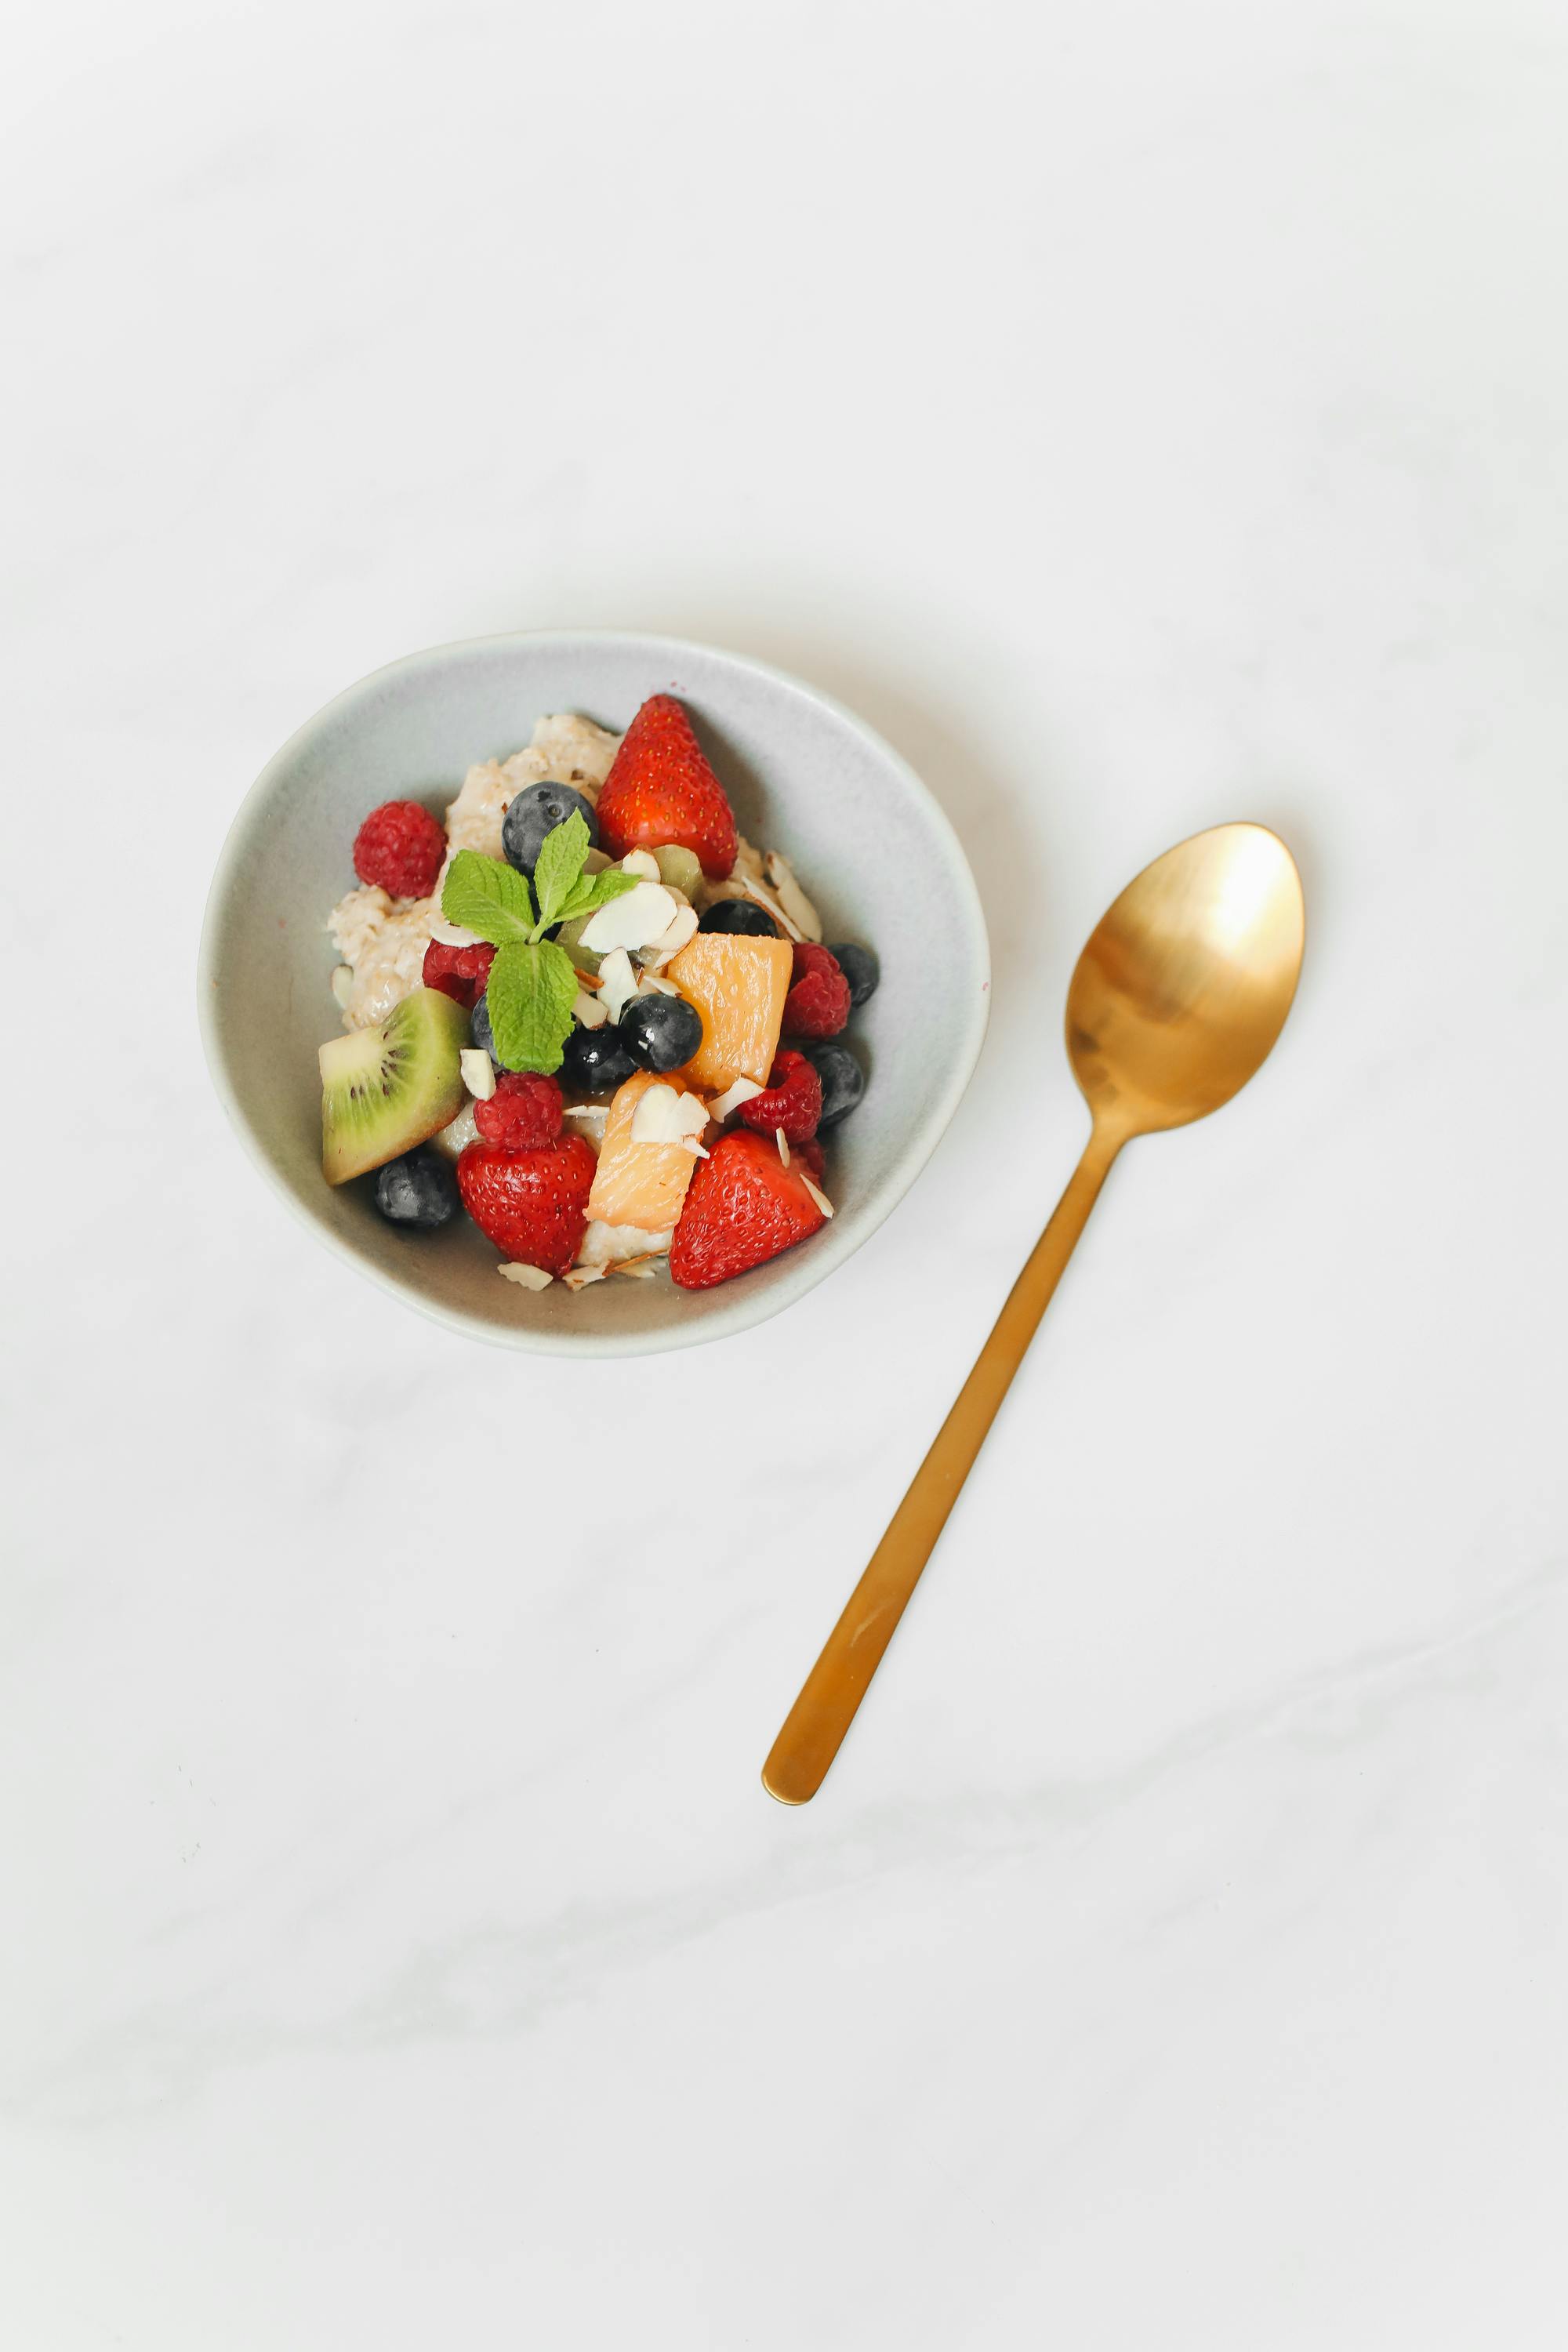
left=1067, top=822, right=1305, bottom=1138
left=764, top=820, right=1305, bottom=1802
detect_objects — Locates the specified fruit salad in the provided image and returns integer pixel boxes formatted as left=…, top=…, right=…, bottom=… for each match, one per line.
left=319, top=695, right=877, bottom=1294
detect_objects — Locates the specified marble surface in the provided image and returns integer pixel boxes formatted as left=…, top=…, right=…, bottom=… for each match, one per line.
left=5, top=2, right=1567, bottom=2343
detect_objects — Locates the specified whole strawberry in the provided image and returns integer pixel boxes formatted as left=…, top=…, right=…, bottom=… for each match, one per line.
left=456, top=1134, right=596, bottom=1275
left=596, top=695, right=739, bottom=879
left=670, top=1130, right=827, bottom=1290
left=736, top=1049, right=822, bottom=1144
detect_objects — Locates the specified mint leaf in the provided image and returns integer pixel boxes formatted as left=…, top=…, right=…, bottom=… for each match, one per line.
left=484, top=941, right=580, bottom=1074
left=530, top=811, right=591, bottom=931
left=441, top=850, right=535, bottom=945
left=553, top=865, right=642, bottom=927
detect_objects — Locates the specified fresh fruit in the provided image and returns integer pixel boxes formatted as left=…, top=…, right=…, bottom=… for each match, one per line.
left=319, top=987, right=470, bottom=1185
left=595, top=695, right=738, bottom=878
left=804, top=1038, right=865, bottom=1129
left=555, top=909, right=603, bottom=975
left=828, top=941, right=879, bottom=1007
left=652, top=844, right=704, bottom=898
left=736, top=1049, right=822, bottom=1145
left=373, top=1148, right=460, bottom=1228
left=500, top=782, right=598, bottom=878
left=474, top=1071, right=564, bottom=1148
left=456, top=1134, right=597, bottom=1273
left=560, top=1022, right=639, bottom=1094
left=796, top=1136, right=826, bottom=1181
left=783, top=942, right=851, bottom=1040
left=698, top=897, right=779, bottom=938
left=619, top=991, right=704, bottom=1074
left=586, top=1070, right=706, bottom=1230
left=352, top=800, right=446, bottom=899
left=664, top=933, right=793, bottom=1092
left=470, top=989, right=499, bottom=1063
left=670, top=1130, right=827, bottom=1290
left=422, top=937, right=495, bottom=1007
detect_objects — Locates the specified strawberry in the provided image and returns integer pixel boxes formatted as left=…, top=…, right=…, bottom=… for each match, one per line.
left=669, top=1130, right=826, bottom=1290
left=596, top=695, right=739, bottom=879
left=735, top=1049, right=822, bottom=1144
left=456, top=1134, right=596, bottom=1275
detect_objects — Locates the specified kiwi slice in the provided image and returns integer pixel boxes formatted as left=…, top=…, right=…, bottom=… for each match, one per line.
left=555, top=909, right=602, bottom=975
left=319, top=986, right=470, bottom=1185
left=652, top=844, right=703, bottom=898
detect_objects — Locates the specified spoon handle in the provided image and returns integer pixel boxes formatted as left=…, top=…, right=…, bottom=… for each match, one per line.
left=762, top=1125, right=1120, bottom=1804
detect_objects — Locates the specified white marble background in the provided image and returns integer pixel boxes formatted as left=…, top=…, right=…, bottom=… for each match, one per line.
left=5, top=1, right=1568, bottom=2343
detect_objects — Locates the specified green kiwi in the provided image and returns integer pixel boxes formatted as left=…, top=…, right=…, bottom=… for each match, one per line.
left=652, top=844, right=703, bottom=898
left=555, top=909, right=602, bottom=975
left=319, top=985, right=470, bottom=1185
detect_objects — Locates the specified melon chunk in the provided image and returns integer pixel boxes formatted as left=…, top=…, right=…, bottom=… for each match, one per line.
left=665, top=935, right=792, bottom=1093
left=586, top=1071, right=708, bottom=1230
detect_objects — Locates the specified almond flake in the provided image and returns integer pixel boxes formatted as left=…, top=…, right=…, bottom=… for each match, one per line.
left=637, top=902, right=699, bottom=968
left=800, top=1174, right=834, bottom=1218
left=611, top=1252, right=662, bottom=1278
left=637, top=973, right=680, bottom=996
left=572, top=988, right=608, bottom=1031
left=561, top=1264, right=607, bottom=1292
left=579, top=880, right=678, bottom=955
left=460, top=1049, right=497, bottom=1101
left=599, top=946, right=640, bottom=1024
left=630, top=1084, right=710, bottom=1147
left=499, top=1262, right=554, bottom=1290
left=573, top=966, right=604, bottom=990
left=730, top=873, right=805, bottom=942
left=706, top=1076, right=765, bottom=1121
left=428, top=916, right=484, bottom=948
left=330, top=965, right=354, bottom=1009
left=619, top=848, right=662, bottom=881
left=763, top=851, right=822, bottom=942
left=775, top=1127, right=789, bottom=1167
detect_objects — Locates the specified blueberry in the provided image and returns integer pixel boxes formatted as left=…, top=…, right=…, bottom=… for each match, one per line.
left=373, top=1148, right=459, bottom=1229
left=804, top=1040, right=865, bottom=1129
left=561, top=1022, right=639, bottom=1094
left=698, top=897, right=779, bottom=938
left=500, top=782, right=599, bottom=877
left=829, top=942, right=879, bottom=1007
left=619, top=992, right=704, bottom=1073
left=470, top=990, right=498, bottom=1064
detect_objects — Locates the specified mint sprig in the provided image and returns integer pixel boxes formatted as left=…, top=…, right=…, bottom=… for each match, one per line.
left=441, top=820, right=642, bottom=1074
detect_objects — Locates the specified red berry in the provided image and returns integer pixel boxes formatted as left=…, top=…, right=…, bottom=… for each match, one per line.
left=782, top=942, right=851, bottom=1040
left=596, top=695, right=739, bottom=879
left=353, top=800, right=446, bottom=899
left=422, top=938, right=495, bottom=1007
left=736, top=1049, right=822, bottom=1144
left=456, top=1134, right=596, bottom=1275
left=474, top=1072, right=564, bottom=1149
left=670, top=1130, right=827, bottom=1290
left=796, top=1136, right=826, bottom=1181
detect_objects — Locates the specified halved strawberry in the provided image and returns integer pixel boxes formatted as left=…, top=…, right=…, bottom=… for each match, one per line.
left=456, top=1134, right=596, bottom=1274
left=669, top=1130, right=826, bottom=1290
left=735, top=1049, right=822, bottom=1144
left=596, top=695, right=739, bottom=879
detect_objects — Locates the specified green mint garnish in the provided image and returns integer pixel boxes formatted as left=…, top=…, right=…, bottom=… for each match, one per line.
left=440, top=819, right=643, bottom=1074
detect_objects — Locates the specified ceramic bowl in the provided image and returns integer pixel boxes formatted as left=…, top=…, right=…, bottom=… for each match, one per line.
left=199, top=632, right=989, bottom=1356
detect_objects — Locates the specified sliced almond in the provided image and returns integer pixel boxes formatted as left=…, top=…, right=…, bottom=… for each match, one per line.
left=330, top=965, right=354, bottom=1009
left=579, top=880, right=677, bottom=956
left=428, top=916, right=484, bottom=948
left=611, top=1251, right=662, bottom=1278
left=619, top=848, right=662, bottom=882
left=599, top=946, right=640, bottom=1024
left=561, top=1263, right=607, bottom=1292
left=572, top=988, right=608, bottom=1031
left=460, top=1048, right=497, bottom=1101
left=763, top=850, right=823, bottom=942
left=801, top=1174, right=834, bottom=1218
left=637, top=902, right=699, bottom=968
left=775, top=1127, right=790, bottom=1167
left=630, top=1084, right=711, bottom=1147
left=637, top=973, right=681, bottom=997
left=729, top=871, right=805, bottom=943
left=499, top=1262, right=554, bottom=1290
left=707, top=1075, right=765, bottom=1121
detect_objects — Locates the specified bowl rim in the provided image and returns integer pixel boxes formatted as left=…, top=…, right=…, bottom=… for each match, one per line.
left=198, top=628, right=990, bottom=1356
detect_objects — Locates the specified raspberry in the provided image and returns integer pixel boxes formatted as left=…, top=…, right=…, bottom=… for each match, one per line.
left=422, top=938, right=495, bottom=1007
left=474, top=1072, right=564, bottom=1149
left=782, top=942, right=851, bottom=1040
left=352, top=800, right=446, bottom=899
left=796, top=1136, right=826, bottom=1182
left=736, top=1050, right=822, bottom=1144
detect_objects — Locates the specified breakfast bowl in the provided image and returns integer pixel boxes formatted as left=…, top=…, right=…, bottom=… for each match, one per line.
left=198, top=631, right=989, bottom=1356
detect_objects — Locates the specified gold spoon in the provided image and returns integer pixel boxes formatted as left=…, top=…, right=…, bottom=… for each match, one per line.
left=763, top=821, right=1306, bottom=1805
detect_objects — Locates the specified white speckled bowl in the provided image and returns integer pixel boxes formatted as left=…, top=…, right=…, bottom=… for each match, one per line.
left=199, top=633, right=989, bottom=1355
